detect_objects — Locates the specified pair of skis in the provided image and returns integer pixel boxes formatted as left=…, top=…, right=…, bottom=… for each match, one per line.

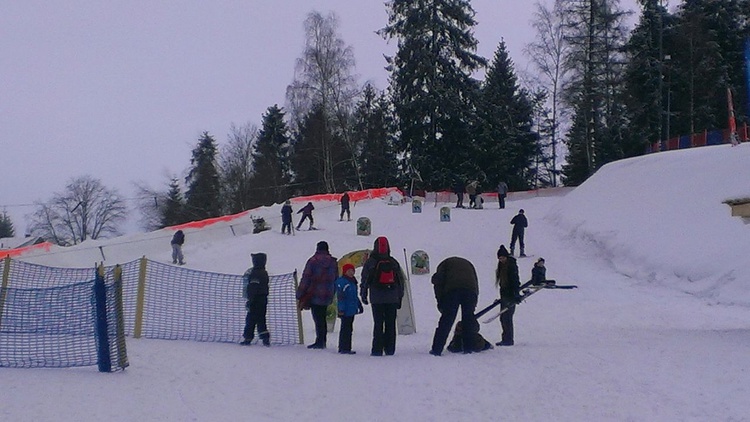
left=477, top=280, right=577, bottom=324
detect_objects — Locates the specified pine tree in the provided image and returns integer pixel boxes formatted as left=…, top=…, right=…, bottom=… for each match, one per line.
left=220, top=122, right=257, bottom=214
left=561, top=0, right=629, bottom=185
left=382, top=0, right=486, bottom=189
left=623, top=0, right=674, bottom=153
left=669, top=0, right=747, bottom=136
left=477, top=40, right=539, bottom=191
left=0, top=210, right=15, bottom=238
left=162, top=178, right=187, bottom=227
left=185, top=132, right=222, bottom=220
left=526, top=0, right=570, bottom=187
left=252, top=105, right=292, bottom=205
left=353, top=84, right=399, bottom=189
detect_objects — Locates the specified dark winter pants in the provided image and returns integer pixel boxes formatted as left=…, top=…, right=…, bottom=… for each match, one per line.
left=297, top=214, right=313, bottom=229
left=281, top=219, right=292, bottom=234
left=499, top=194, right=506, bottom=209
left=243, top=296, right=269, bottom=344
left=371, top=303, right=398, bottom=355
left=431, top=288, right=478, bottom=354
left=340, top=206, right=350, bottom=221
left=338, top=315, right=354, bottom=352
left=310, top=304, right=328, bottom=346
left=456, top=192, right=464, bottom=207
left=499, top=299, right=516, bottom=345
left=469, top=194, right=477, bottom=208
left=510, top=230, right=525, bottom=255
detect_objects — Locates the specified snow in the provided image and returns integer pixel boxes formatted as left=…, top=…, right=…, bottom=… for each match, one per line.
left=2, top=143, right=750, bottom=421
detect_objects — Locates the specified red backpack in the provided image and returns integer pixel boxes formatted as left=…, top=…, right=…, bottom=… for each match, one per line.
left=373, top=259, right=396, bottom=285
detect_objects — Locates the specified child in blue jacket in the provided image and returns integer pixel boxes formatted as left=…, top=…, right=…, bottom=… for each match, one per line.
left=335, top=263, right=363, bottom=354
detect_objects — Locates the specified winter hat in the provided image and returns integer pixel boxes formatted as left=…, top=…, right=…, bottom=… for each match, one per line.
left=519, top=209, right=525, bottom=214
left=497, top=245, right=510, bottom=258
left=251, top=253, right=267, bottom=268
left=284, top=200, right=291, bottom=205
left=342, top=263, right=355, bottom=275
left=316, top=241, right=329, bottom=252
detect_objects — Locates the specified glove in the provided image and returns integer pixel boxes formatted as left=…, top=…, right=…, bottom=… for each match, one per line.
left=357, top=303, right=364, bottom=314
left=396, top=301, right=402, bottom=310
left=514, top=295, right=524, bottom=305
left=436, top=299, right=444, bottom=313
left=338, top=310, right=344, bottom=317
left=361, top=297, right=369, bottom=305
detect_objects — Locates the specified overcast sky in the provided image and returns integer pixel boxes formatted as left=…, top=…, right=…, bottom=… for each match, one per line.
left=1, top=0, right=641, bottom=235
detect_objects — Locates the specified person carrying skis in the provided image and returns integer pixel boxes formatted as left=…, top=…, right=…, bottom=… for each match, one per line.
left=495, top=245, right=522, bottom=346
left=296, top=201, right=315, bottom=230
left=340, top=192, right=351, bottom=221
left=281, top=200, right=293, bottom=235
left=335, top=263, right=363, bottom=354
left=170, top=229, right=185, bottom=265
left=509, top=209, right=528, bottom=257
left=297, top=241, right=338, bottom=349
left=241, top=253, right=270, bottom=346
left=429, top=256, right=481, bottom=356
left=360, top=236, right=404, bottom=356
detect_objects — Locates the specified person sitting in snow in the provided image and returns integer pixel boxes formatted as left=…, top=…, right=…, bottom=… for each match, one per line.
left=296, top=202, right=315, bottom=230
left=241, top=253, right=270, bottom=346
left=529, top=257, right=555, bottom=286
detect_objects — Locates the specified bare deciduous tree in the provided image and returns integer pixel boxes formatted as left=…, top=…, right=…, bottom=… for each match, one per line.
left=28, top=175, right=127, bottom=245
left=286, top=11, right=361, bottom=192
left=219, top=122, right=258, bottom=213
left=526, top=0, right=570, bottom=187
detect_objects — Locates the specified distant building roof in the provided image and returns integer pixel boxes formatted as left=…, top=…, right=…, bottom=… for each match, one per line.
left=0, top=236, right=44, bottom=250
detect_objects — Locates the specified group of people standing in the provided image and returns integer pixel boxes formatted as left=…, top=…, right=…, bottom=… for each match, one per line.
left=453, top=179, right=509, bottom=209
left=236, top=186, right=534, bottom=352
left=294, top=236, right=405, bottom=355
left=239, top=238, right=545, bottom=355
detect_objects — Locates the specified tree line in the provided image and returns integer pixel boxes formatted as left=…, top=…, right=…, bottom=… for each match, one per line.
left=15, top=1, right=749, bottom=243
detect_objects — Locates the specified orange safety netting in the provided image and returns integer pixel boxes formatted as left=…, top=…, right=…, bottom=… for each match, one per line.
left=2, top=242, right=54, bottom=259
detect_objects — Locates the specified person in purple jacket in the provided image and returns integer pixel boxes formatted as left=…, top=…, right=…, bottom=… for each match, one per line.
left=296, top=241, right=338, bottom=349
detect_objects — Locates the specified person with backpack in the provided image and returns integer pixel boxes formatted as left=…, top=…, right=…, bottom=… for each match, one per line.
left=335, top=263, right=363, bottom=354
left=281, top=200, right=293, bottom=234
left=241, top=253, right=270, bottom=346
left=339, top=192, right=351, bottom=221
left=296, top=202, right=315, bottom=230
left=509, top=209, right=528, bottom=257
left=429, top=256, right=481, bottom=356
left=495, top=245, right=522, bottom=346
left=170, top=229, right=185, bottom=265
left=296, top=241, right=338, bottom=349
left=360, top=236, right=404, bottom=356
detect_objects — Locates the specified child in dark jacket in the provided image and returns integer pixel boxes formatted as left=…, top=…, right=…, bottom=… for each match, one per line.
left=335, top=263, right=363, bottom=354
left=241, top=253, right=270, bottom=346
